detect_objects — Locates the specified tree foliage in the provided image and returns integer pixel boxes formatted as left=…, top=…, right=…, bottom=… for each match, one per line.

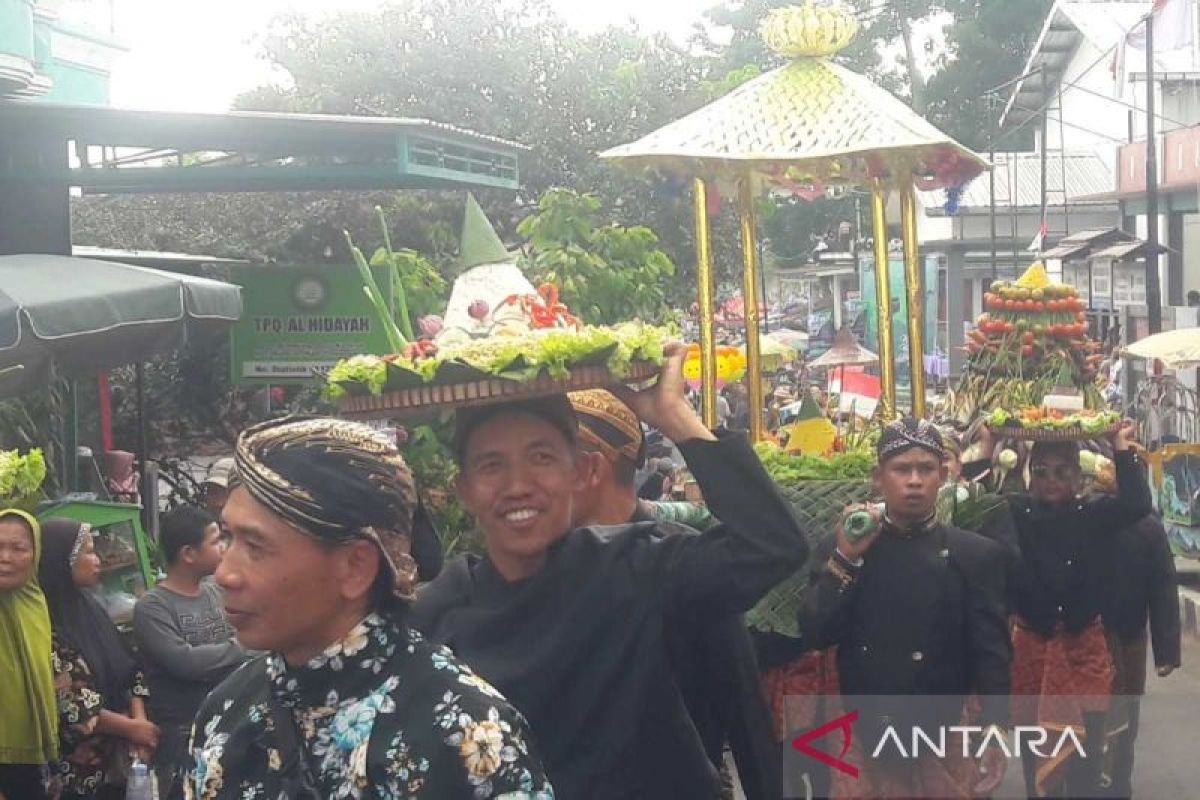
left=924, top=0, right=1051, bottom=151
left=64, top=0, right=1052, bottom=466
left=518, top=189, right=676, bottom=325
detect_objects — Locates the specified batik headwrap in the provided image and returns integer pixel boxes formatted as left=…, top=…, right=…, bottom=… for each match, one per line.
left=937, top=426, right=963, bottom=459
left=235, top=416, right=419, bottom=600
left=568, top=389, right=646, bottom=467
left=877, top=417, right=946, bottom=462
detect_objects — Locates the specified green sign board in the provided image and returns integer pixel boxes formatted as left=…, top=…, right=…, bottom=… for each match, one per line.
left=230, top=265, right=393, bottom=385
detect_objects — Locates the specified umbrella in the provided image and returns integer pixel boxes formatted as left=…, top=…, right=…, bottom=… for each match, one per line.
left=744, top=336, right=796, bottom=371
left=766, top=329, right=809, bottom=352
left=0, top=255, right=242, bottom=397
left=808, top=326, right=878, bottom=369
left=1125, top=328, right=1200, bottom=369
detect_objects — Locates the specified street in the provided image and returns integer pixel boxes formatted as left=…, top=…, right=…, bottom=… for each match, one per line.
left=993, top=607, right=1200, bottom=799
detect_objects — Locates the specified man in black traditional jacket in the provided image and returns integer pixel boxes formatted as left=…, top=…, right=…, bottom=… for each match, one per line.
left=410, top=345, right=807, bottom=799
left=1101, top=508, right=1181, bottom=799
left=795, top=417, right=1011, bottom=799
left=567, top=388, right=780, bottom=800
left=968, top=422, right=1151, bottom=798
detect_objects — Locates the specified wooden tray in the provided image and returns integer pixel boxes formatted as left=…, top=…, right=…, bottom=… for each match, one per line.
left=987, top=421, right=1120, bottom=442
left=338, top=361, right=659, bottom=420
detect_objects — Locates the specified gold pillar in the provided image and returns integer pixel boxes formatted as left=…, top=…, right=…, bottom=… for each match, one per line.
left=899, top=182, right=926, bottom=418
left=692, top=178, right=718, bottom=428
left=738, top=177, right=765, bottom=442
left=870, top=179, right=896, bottom=419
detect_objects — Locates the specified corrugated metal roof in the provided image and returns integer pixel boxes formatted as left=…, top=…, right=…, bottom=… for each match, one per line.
left=1042, top=226, right=1133, bottom=258
left=920, top=150, right=1113, bottom=211
left=1001, top=1, right=1198, bottom=130
left=1092, top=240, right=1171, bottom=259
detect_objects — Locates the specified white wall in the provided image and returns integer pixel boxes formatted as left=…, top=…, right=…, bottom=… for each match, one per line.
left=1131, top=212, right=1171, bottom=300
left=1044, top=38, right=1135, bottom=169
left=1162, top=84, right=1200, bottom=132
left=1185, top=213, right=1200, bottom=295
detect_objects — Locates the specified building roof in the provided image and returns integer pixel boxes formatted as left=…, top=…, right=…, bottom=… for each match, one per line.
left=0, top=102, right=525, bottom=193
left=1041, top=226, right=1135, bottom=258
left=71, top=246, right=249, bottom=267
left=920, top=150, right=1114, bottom=213
left=1091, top=239, right=1171, bottom=259
left=1001, top=1, right=1199, bottom=130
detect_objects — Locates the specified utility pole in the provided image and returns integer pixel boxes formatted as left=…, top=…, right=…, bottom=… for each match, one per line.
left=1146, top=15, right=1164, bottom=334
left=989, top=140, right=997, bottom=281
left=1040, top=70, right=1050, bottom=244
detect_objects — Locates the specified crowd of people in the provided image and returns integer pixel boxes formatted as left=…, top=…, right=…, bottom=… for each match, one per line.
left=0, top=341, right=1183, bottom=799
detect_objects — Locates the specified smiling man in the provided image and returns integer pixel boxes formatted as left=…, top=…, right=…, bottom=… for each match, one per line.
left=795, top=417, right=1011, bottom=799
left=411, top=345, right=807, bottom=799
left=183, top=417, right=553, bottom=799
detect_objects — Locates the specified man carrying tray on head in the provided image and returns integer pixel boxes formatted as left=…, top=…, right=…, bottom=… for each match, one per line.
left=566, top=388, right=778, bottom=800
left=966, top=421, right=1151, bottom=799
left=411, top=343, right=807, bottom=799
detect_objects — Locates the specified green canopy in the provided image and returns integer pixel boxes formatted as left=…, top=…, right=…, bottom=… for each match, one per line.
left=0, top=255, right=242, bottom=397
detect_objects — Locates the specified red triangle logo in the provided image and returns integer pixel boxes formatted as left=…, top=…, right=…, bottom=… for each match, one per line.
left=791, top=709, right=860, bottom=778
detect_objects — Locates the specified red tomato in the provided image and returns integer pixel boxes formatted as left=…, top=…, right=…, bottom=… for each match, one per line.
left=1021, top=345, right=1034, bottom=357
left=1022, top=331, right=1035, bottom=345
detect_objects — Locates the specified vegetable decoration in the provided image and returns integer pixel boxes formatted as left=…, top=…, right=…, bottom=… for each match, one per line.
left=497, top=283, right=580, bottom=330
left=986, top=407, right=1119, bottom=435
left=0, top=448, right=47, bottom=511
left=753, top=440, right=876, bottom=483
left=325, top=321, right=670, bottom=400
left=949, top=261, right=1106, bottom=420
left=781, top=393, right=837, bottom=456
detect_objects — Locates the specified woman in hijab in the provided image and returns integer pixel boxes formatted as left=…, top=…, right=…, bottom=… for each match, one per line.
left=0, top=509, right=57, bottom=800
left=39, top=518, right=159, bottom=800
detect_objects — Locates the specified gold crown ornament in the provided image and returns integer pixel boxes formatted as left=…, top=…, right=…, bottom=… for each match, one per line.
left=760, top=2, right=859, bottom=59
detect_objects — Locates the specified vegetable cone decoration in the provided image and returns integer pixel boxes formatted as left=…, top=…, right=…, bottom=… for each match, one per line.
left=0, top=448, right=47, bottom=511
left=782, top=393, right=838, bottom=455
left=948, top=262, right=1105, bottom=421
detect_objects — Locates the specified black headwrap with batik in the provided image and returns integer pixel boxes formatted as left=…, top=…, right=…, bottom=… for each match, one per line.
left=235, top=416, right=420, bottom=600
left=568, top=389, right=646, bottom=468
left=877, top=417, right=946, bottom=462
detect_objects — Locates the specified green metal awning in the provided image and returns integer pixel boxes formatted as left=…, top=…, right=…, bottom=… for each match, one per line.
left=0, top=102, right=525, bottom=193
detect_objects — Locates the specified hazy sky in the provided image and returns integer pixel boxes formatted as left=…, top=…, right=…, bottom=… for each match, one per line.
left=104, top=0, right=720, bottom=112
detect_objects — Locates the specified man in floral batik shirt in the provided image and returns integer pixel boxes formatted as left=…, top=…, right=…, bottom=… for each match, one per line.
left=183, top=416, right=553, bottom=800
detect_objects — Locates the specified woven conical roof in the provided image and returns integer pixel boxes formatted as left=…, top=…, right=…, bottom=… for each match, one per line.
left=809, top=326, right=879, bottom=368
left=601, top=4, right=985, bottom=190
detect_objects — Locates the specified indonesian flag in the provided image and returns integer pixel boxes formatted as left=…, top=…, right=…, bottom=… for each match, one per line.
left=829, top=368, right=880, bottom=418
left=1028, top=217, right=1048, bottom=253
left=1128, top=0, right=1196, bottom=53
